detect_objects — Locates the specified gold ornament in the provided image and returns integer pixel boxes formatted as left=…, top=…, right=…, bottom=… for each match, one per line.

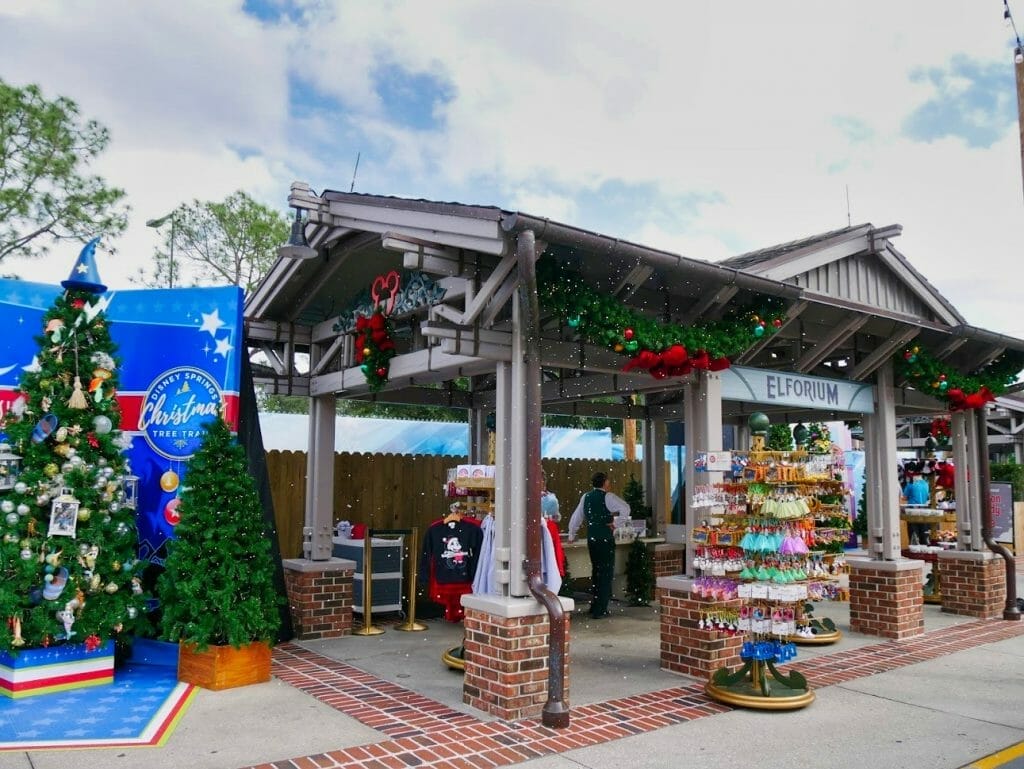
left=159, top=470, right=179, bottom=493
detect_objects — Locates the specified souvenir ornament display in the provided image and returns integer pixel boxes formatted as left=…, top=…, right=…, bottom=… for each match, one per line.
left=691, top=415, right=849, bottom=711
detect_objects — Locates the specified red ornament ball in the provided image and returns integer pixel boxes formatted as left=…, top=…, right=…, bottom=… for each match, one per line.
left=773, top=318, right=782, bottom=328
left=164, top=498, right=181, bottom=526
left=623, top=327, right=634, bottom=340
left=376, top=367, right=387, bottom=377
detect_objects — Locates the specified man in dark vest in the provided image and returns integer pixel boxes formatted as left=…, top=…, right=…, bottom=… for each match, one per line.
left=568, top=472, right=630, bottom=619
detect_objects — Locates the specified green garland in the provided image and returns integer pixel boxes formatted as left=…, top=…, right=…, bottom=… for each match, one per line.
left=354, top=310, right=396, bottom=392
left=537, top=259, right=786, bottom=377
left=894, top=345, right=1024, bottom=411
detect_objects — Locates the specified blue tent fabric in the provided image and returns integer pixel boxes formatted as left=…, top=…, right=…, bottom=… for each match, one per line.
left=258, top=414, right=616, bottom=459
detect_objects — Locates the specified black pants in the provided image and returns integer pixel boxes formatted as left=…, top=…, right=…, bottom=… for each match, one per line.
left=588, top=537, right=615, bottom=617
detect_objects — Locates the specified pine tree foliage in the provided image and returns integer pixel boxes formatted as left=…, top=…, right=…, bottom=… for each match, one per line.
left=157, top=417, right=281, bottom=649
left=0, top=287, right=148, bottom=651
left=625, top=539, right=655, bottom=606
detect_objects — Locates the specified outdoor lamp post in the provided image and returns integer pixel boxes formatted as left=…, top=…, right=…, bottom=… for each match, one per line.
left=278, top=208, right=317, bottom=260
left=145, top=212, right=177, bottom=288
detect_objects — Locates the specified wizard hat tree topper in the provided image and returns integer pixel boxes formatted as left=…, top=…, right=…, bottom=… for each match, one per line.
left=61, top=237, right=107, bottom=294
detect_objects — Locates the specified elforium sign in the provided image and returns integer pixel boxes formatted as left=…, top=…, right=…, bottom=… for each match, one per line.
left=140, top=367, right=223, bottom=459
left=721, top=365, right=874, bottom=413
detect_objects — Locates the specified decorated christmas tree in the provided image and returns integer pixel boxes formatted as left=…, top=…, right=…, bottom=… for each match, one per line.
left=0, top=240, right=148, bottom=652
left=157, top=415, right=281, bottom=649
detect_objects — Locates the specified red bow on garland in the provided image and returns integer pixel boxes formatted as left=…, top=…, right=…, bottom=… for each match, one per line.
left=944, top=386, right=995, bottom=412
left=621, top=343, right=729, bottom=379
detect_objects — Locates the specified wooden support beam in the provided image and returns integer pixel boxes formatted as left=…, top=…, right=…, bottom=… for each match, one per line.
left=680, top=285, right=738, bottom=325
left=848, top=326, right=920, bottom=381
left=792, top=315, right=869, bottom=373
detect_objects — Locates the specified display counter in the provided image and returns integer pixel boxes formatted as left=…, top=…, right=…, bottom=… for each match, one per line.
left=899, top=507, right=957, bottom=549
left=561, top=536, right=664, bottom=598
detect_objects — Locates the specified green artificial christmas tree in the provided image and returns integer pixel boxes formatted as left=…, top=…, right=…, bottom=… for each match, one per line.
left=0, top=239, right=148, bottom=652
left=766, top=423, right=794, bottom=452
left=622, top=474, right=652, bottom=523
left=625, top=538, right=655, bottom=606
left=157, top=416, right=281, bottom=650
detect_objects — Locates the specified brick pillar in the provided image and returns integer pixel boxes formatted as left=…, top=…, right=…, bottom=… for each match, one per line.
left=938, top=550, right=1007, bottom=618
left=656, top=576, right=742, bottom=678
left=653, top=543, right=685, bottom=578
left=848, top=559, right=924, bottom=639
left=461, top=594, right=573, bottom=721
left=282, top=558, right=354, bottom=640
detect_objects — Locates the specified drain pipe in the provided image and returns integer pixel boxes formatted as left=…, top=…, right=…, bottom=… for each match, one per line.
left=517, top=228, right=570, bottom=728
left=975, top=410, right=1021, bottom=620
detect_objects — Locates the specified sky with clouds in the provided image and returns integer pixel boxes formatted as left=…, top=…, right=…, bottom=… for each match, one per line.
left=2, top=1, right=1023, bottom=339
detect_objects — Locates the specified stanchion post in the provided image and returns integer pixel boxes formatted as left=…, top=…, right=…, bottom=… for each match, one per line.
left=352, top=532, right=384, bottom=636
left=396, top=527, right=427, bottom=632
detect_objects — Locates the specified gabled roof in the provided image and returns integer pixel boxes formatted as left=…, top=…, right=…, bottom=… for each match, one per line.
left=719, top=223, right=965, bottom=328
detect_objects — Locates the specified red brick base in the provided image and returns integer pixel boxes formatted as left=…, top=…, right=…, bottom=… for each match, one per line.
left=462, top=600, right=571, bottom=721
left=653, top=544, right=685, bottom=578
left=848, top=559, right=924, bottom=639
left=656, top=577, right=742, bottom=678
left=938, top=551, right=1007, bottom=619
left=282, top=558, right=354, bottom=640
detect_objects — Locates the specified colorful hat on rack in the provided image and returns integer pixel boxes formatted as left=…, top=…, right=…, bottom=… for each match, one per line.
left=61, top=237, right=107, bottom=294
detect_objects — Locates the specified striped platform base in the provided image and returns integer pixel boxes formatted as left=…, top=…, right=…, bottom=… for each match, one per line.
left=0, top=640, right=115, bottom=699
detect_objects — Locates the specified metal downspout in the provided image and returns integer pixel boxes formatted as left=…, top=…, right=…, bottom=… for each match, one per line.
left=975, top=410, right=1021, bottom=620
left=517, top=228, right=570, bottom=728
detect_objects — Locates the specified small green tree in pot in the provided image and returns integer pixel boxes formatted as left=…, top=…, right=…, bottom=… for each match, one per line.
left=622, top=475, right=655, bottom=606
left=157, top=416, right=282, bottom=689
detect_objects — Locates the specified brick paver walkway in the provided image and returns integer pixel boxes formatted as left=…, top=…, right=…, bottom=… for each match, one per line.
left=251, top=617, right=1024, bottom=769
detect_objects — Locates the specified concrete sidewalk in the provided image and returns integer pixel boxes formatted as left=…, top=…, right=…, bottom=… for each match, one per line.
left=2, top=587, right=1024, bottom=768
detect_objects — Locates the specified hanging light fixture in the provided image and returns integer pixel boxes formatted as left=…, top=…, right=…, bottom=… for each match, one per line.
left=278, top=209, right=317, bottom=260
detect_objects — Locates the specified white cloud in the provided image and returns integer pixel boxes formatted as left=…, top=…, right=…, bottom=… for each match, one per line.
left=1, top=0, right=1023, bottom=344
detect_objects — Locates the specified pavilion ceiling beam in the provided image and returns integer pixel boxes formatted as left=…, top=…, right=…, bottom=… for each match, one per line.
left=613, top=263, right=654, bottom=301
left=480, top=273, right=520, bottom=329
left=461, top=253, right=518, bottom=325
left=848, top=326, right=920, bottom=381
left=311, top=335, right=348, bottom=377
left=792, top=315, right=869, bottom=373
left=960, top=345, right=1006, bottom=374
left=933, top=336, right=968, bottom=360
left=734, top=300, right=808, bottom=364
left=257, top=343, right=288, bottom=376
left=679, top=285, right=739, bottom=325
left=310, top=347, right=493, bottom=397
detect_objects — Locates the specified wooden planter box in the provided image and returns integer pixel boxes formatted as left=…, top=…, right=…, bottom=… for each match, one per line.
left=178, top=641, right=271, bottom=690
left=0, top=640, right=115, bottom=698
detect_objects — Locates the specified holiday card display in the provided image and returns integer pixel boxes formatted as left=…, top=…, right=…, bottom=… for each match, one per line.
left=0, top=240, right=148, bottom=678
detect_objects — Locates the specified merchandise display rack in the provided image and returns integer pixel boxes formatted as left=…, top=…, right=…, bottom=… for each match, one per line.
left=440, top=466, right=495, bottom=671
left=691, top=438, right=849, bottom=709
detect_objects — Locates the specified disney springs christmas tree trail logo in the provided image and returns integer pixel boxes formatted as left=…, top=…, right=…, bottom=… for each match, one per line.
left=140, top=367, right=223, bottom=460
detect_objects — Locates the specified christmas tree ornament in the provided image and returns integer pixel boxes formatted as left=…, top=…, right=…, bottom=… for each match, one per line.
left=31, top=413, right=59, bottom=443
left=61, top=238, right=107, bottom=294
left=164, top=498, right=181, bottom=526
left=160, top=470, right=180, bottom=492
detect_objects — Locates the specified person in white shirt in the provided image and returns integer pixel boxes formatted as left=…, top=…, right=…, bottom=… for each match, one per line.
left=567, top=472, right=630, bottom=618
